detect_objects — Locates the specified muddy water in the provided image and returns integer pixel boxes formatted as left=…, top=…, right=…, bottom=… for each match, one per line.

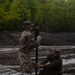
left=0, top=46, right=75, bottom=75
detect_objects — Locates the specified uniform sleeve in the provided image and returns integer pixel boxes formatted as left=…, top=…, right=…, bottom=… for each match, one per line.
left=19, top=36, right=28, bottom=49
left=41, top=54, right=51, bottom=65
left=26, top=34, right=37, bottom=52
left=44, top=58, right=62, bottom=68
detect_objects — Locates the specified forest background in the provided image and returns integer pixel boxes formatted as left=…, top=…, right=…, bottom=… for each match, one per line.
left=0, top=0, right=75, bottom=32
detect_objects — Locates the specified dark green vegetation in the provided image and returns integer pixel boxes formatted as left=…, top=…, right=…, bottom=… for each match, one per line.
left=0, top=0, right=75, bottom=32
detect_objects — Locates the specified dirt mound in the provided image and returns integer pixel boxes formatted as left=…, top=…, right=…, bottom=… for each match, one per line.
left=0, top=32, right=18, bottom=46
left=0, top=32, right=75, bottom=46
left=40, top=32, right=75, bottom=45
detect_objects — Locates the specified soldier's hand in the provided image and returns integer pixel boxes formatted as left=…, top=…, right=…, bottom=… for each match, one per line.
left=30, top=38, right=35, bottom=42
left=35, top=63, right=44, bottom=68
left=30, top=39, right=40, bottom=47
left=35, top=40, right=40, bottom=47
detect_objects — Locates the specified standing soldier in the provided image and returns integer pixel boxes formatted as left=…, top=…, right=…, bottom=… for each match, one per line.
left=18, top=21, right=39, bottom=74
left=35, top=49, right=62, bottom=75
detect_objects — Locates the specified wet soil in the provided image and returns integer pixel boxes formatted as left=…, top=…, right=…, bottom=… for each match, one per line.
left=0, top=32, right=75, bottom=74
left=0, top=46, right=75, bottom=75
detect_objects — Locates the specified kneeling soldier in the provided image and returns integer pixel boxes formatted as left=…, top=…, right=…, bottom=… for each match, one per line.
left=35, top=49, right=62, bottom=75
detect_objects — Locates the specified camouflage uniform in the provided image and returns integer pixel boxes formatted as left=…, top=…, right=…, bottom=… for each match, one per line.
left=18, top=30, right=35, bottom=73
left=39, top=52, right=62, bottom=75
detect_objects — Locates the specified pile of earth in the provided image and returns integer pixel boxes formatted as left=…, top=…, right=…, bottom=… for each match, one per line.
left=0, top=32, right=18, bottom=46
left=40, top=32, right=75, bottom=45
left=0, top=32, right=75, bottom=46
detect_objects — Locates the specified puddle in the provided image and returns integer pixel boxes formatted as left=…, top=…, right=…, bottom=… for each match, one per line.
left=0, top=48, right=18, bottom=52
left=0, top=45, right=75, bottom=51
left=63, top=59, right=75, bottom=65
left=62, top=54, right=75, bottom=58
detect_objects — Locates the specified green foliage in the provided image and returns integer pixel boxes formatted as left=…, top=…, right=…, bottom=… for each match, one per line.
left=0, top=0, right=75, bottom=32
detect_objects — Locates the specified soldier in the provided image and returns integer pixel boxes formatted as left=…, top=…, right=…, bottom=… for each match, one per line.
left=35, top=49, right=62, bottom=75
left=18, top=21, right=39, bottom=74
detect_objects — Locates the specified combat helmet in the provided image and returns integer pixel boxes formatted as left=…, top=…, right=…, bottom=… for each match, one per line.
left=23, top=21, right=34, bottom=28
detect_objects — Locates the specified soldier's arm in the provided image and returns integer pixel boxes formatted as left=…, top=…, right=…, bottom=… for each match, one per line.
left=19, top=36, right=28, bottom=49
left=29, top=35, right=39, bottom=49
left=35, top=54, right=52, bottom=68
left=41, top=54, right=51, bottom=65
left=27, top=35, right=37, bottom=51
left=44, top=58, right=62, bottom=68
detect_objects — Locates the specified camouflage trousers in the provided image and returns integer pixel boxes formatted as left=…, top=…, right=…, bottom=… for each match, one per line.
left=18, top=51, right=32, bottom=73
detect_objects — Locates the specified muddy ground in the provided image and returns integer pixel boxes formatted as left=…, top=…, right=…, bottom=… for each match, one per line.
left=0, top=32, right=75, bottom=75
left=0, top=46, right=75, bottom=75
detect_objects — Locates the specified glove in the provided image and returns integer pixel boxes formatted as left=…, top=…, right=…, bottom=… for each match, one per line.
left=35, top=63, right=44, bottom=68
left=37, top=36, right=41, bottom=43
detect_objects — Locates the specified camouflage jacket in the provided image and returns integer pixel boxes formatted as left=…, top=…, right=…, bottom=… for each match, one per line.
left=19, top=30, right=35, bottom=53
left=41, top=53, right=62, bottom=71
